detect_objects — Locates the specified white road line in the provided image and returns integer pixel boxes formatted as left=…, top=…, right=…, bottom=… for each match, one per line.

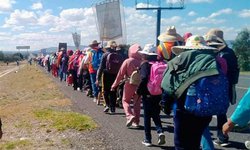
left=236, top=86, right=249, bottom=90
left=0, top=66, right=24, bottom=78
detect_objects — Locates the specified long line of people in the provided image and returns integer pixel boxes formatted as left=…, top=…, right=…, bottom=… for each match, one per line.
left=35, top=26, right=250, bottom=150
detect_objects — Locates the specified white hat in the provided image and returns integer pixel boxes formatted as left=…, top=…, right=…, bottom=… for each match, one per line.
left=139, top=44, right=158, bottom=56
left=171, top=35, right=217, bottom=55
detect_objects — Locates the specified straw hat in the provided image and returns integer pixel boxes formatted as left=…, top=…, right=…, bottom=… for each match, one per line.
left=171, top=35, right=217, bottom=55
left=204, top=29, right=227, bottom=50
left=105, top=40, right=117, bottom=48
left=139, top=44, right=158, bottom=56
left=158, top=26, right=183, bottom=42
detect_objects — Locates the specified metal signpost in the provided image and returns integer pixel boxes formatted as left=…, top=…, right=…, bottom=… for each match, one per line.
left=135, top=0, right=184, bottom=46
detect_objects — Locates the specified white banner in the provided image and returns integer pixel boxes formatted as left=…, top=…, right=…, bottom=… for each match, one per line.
left=95, top=0, right=123, bottom=41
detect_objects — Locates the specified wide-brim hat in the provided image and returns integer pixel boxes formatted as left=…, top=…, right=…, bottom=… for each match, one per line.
left=139, top=44, right=158, bottom=56
left=204, top=30, right=227, bottom=50
left=158, top=26, right=183, bottom=42
left=171, top=35, right=217, bottom=55
left=89, top=40, right=100, bottom=47
left=105, top=40, right=117, bottom=48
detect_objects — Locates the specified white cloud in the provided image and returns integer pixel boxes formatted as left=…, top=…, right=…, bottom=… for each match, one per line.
left=188, top=0, right=213, bottom=3
left=60, top=8, right=86, bottom=22
left=192, top=17, right=225, bottom=24
left=0, top=0, right=15, bottom=12
left=162, top=16, right=182, bottom=25
left=239, top=9, right=250, bottom=18
left=188, top=11, right=197, bottom=16
left=209, top=8, right=232, bottom=18
left=4, top=9, right=37, bottom=27
left=31, top=2, right=43, bottom=10
left=38, top=11, right=59, bottom=26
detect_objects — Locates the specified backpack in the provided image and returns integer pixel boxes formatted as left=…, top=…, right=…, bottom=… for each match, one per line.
left=106, top=52, right=123, bottom=74
left=91, top=49, right=103, bottom=71
left=129, top=69, right=141, bottom=86
left=184, top=72, right=229, bottom=117
left=147, top=61, right=167, bottom=95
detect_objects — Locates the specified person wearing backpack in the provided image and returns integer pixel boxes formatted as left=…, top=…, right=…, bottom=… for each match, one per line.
left=161, top=35, right=230, bottom=150
left=136, top=44, right=166, bottom=147
left=205, top=29, right=240, bottom=146
left=111, top=44, right=142, bottom=127
left=97, top=40, right=123, bottom=114
left=84, top=40, right=103, bottom=102
left=68, top=50, right=81, bottom=90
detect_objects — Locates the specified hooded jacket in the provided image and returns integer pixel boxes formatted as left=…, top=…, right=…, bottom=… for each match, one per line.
left=111, top=44, right=142, bottom=89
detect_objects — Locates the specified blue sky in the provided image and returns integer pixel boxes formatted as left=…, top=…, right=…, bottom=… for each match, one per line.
left=0, top=0, right=249, bottom=51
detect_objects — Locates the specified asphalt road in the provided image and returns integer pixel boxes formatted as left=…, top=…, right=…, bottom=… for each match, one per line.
left=49, top=72, right=249, bottom=150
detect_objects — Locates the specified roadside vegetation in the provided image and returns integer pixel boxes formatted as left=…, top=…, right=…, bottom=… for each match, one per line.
left=0, top=65, right=97, bottom=149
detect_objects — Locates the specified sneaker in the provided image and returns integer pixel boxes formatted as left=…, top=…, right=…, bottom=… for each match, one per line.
left=158, top=133, right=166, bottom=145
left=126, top=116, right=135, bottom=127
left=142, top=140, right=152, bottom=147
left=245, top=141, right=250, bottom=150
left=103, top=106, right=109, bottom=113
left=132, top=123, right=140, bottom=128
left=93, top=98, right=97, bottom=103
left=77, top=87, right=81, bottom=91
left=109, top=111, right=115, bottom=115
left=213, top=138, right=229, bottom=147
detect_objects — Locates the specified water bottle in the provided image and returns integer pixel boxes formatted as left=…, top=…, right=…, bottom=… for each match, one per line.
left=184, top=84, right=197, bottom=112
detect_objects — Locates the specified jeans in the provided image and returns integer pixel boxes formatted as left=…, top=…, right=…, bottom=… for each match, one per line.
left=142, top=95, right=163, bottom=142
left=174, top=110, right=212, bottom=150
left=90, top=73, right=98, bottom=97
left=201, top=127, right=214, bottom=150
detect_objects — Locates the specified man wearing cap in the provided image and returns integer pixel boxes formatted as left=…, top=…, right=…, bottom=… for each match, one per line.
left=157, top=26, right=183, bottom=61
left=205, top=29, right=240, bottom=146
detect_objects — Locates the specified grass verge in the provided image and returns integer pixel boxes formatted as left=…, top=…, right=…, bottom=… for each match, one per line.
left=240, top=71, right=250, bottom=76
left=0, top=64, right=97, bottom=149
left=34, top=109, right=97, bottom=131
left=0, top=140, right=31, bottom=150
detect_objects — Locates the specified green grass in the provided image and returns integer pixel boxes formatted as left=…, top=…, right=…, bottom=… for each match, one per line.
left=0, top=140, right=31, bottom=150
left=240, top=71, right=250, bottom=75
left=34, top=109, right=97, bottom=131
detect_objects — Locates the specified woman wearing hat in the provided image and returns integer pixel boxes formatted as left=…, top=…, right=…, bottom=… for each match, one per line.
left=157, top=26, right=183, bottom=61
left=205, top=29, right=240, bottom=146
left=161, top=35, right=224, bottom=150
left=136, top=44, right=166, bottom=147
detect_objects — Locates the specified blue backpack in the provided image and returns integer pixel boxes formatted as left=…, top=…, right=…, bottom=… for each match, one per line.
left=91, top=49, right=103, bottom=71
left=184, top=72, right=229, bottom=117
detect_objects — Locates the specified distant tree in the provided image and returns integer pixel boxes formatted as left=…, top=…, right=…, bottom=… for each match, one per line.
left=12, top=53, right=23, bottom=60
left=0, top=51, right=4, bottom=61
left=233, top=28, right=250, bottom=71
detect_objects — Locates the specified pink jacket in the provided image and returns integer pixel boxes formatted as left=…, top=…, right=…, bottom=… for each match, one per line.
left=112, top=44, right=142, bottom=89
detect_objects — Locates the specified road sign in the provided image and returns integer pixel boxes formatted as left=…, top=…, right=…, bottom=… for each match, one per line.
left=16, top=46, right=30, bottom=49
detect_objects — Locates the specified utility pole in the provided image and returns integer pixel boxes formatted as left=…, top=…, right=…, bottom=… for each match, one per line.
left=135, top=0, right=184, bottom=46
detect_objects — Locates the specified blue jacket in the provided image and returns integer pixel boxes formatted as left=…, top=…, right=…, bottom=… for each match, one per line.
left=230, top=87, right=250, bottom=126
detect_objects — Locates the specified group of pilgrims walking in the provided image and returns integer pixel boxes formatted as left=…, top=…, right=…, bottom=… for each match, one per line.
left=37, top=26, right=250, bottom=150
